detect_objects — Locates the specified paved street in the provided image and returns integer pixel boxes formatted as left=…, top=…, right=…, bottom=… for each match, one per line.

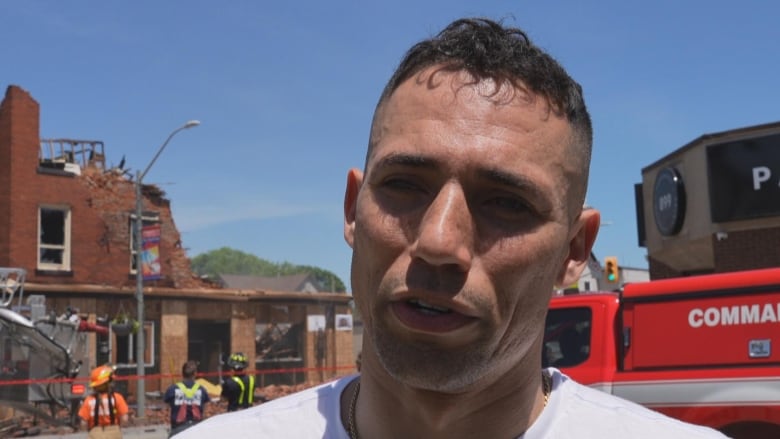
left=35, top=424, right=170, bottom=439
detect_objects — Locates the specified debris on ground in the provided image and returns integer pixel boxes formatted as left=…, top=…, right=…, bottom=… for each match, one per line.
left=1, top=382, right=319, bottom=436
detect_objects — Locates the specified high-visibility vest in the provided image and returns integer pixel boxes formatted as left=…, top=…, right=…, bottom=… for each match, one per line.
left=231, top=375, right=255, bottom=405
left=90, top=392, right=118, bottom=427
left=174, top=382, right=203, bottom=423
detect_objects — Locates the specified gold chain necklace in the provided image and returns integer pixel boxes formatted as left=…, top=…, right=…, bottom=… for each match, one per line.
left=541, top=370, right=551, bottom=407
left=347, top=379, right=361, bottom=439
left=346, top=371, right=551, bottom=439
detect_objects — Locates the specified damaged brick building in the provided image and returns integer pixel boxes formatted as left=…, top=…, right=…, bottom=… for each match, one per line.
left=0, top=85, right=354, bottom=398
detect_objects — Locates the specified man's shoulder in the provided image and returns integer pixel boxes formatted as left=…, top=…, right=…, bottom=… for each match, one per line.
left=221, top=378, right=239, bottom=393
left=163, top=383, right=178, bottom=398
left=176, top=376, right=355, bottom=438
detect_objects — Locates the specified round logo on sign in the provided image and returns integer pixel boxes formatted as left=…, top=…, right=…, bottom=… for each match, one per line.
left=653, top=167, right=686, bottom=236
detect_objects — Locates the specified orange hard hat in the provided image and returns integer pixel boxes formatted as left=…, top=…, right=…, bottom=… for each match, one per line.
left=89, top=365, right=115, bottom=388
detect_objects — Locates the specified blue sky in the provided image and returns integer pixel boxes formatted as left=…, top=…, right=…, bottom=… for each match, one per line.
left=3, top=1, right=779, bottom=290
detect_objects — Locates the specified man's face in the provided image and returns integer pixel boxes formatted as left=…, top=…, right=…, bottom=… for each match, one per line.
left=344, top=68, right=597, bottom=392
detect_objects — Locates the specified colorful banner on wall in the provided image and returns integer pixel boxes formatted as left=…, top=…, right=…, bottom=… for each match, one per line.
left=141, top=224, right=162, bottom=281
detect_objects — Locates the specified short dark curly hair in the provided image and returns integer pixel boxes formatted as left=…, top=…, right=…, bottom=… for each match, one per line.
left=368, top=18, right=593, bottom=203
left=182, top=360, right=199, bottom=379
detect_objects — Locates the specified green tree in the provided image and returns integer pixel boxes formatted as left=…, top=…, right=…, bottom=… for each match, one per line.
left=190, top=247, right=346, bottom=292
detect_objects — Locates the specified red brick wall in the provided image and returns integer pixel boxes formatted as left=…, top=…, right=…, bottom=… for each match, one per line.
left=650, top=226, right=780, bottom=279
left=713, top=227, right=780, bottom=272
left=0, top=86, right=40, bottom=267
left=0, top=85, right=199, bottom=288
left=0, top=88, right=12, bottom=266
left=648, top=256, right=680, bottom=280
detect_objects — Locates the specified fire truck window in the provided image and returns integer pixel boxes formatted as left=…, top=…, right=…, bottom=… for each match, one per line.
left=542, top=307, right=592, bottom=368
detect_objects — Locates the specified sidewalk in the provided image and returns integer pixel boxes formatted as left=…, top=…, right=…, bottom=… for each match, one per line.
left=34, top=424, right=170, bottom=439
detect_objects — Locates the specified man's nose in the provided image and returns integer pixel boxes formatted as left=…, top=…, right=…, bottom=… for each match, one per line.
left=410, top=183, right=473, bottom=271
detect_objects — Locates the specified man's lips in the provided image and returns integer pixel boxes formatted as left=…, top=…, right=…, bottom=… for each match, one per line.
left=391, top=299, right=477, bottom=333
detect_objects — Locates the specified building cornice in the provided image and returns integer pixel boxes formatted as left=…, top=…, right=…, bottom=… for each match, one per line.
left=23, top=282, right=353, bottom=304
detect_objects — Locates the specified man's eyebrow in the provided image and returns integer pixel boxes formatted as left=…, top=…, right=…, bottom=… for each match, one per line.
left=476, top=168, right=545, bottom=198
left=372, top=153, right=440, bottom=170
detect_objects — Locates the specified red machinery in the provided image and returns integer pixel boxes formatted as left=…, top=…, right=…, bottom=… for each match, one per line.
left=0, top=268, right=104, bottom=428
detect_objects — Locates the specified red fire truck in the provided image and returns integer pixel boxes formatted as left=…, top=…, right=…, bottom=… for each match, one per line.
left=544, top=267, right=780, bottom=439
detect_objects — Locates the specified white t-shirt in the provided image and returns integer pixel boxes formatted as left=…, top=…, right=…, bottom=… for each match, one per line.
left=522, top=370, right=726, bottom=438
left=175, top=369, right=727, bottom=438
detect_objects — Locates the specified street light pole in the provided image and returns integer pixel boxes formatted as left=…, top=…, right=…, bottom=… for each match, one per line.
left=135, top=120, right=199, bottom=418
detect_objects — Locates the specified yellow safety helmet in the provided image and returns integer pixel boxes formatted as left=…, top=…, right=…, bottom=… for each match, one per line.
left=89, top=364, right=116, bottom=388
left=227, top=352, right=249, bottom=370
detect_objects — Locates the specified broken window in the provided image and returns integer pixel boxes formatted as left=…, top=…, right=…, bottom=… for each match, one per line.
left=38, top=206, right=71, bottom=271
left=111, top=321, right=155, bottom=368
left=256, top=322, right=303, bottom=361
left=129, top=214, right=160, bottom=274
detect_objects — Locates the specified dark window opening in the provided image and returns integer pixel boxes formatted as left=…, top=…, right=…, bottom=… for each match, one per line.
left=543, top=307, right=592, bottom=368
left=39, top=207, right=69, bottom=268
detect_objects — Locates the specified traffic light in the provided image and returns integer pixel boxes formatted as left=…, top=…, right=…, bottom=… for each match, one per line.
left=604, top=256, right=619, bottom=284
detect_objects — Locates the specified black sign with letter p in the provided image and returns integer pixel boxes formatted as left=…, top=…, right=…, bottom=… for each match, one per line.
left=707, top=133, right=780, bottom=222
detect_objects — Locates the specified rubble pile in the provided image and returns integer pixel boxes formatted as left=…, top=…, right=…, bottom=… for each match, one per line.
left=4, top=382, right=318, bottom=436
left=76, top=166, right=212, bottom=290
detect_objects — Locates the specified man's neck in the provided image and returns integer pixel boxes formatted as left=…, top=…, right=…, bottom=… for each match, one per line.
left=343, top=367, right=547, bottom=439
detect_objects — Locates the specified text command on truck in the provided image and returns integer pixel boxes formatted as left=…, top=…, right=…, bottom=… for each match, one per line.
left=544, top=267, right=780, bottom=439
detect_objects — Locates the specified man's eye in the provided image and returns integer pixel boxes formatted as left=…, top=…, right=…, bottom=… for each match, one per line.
left=372, top=177, right=430, bottom=213
left=479, top=195, right=540, bottom=225
left=381, top=178, right=423, bottom=192
left=485, top=196, right=531, bottom=213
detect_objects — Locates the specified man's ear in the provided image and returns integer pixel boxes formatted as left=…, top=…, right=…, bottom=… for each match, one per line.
left=344, top=168, right=363, bottom=248
left=556, top=208, right=600, bottom=287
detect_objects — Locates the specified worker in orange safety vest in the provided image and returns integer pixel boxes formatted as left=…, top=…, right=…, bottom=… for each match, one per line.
left=78, top=364, right=129, bottom=439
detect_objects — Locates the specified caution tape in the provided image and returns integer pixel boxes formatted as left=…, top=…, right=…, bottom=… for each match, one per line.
left=0, top=364, right=357, bottom=387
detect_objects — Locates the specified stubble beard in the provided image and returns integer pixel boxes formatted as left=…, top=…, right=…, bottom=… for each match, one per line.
left=371, top=323, right=495, bottom=393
